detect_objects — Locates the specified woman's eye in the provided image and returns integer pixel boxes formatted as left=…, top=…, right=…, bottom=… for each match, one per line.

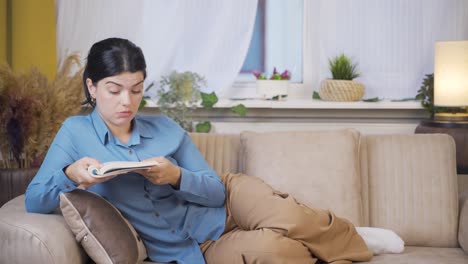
left=109, top=90, right=119, bottom=95
left=132, top=90, right=142, bottom=94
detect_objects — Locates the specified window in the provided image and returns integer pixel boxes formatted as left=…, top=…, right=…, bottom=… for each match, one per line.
left=235, top=0, right=468, bottom=101
left=240, top=0, right=265, bottom=74
left=56, top=0, right=468, bottom=102
left=238, top=0, right=303, bottom=83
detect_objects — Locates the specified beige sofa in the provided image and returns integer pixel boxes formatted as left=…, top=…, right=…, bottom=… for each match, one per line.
left=1, top=130, right=467, bottom=263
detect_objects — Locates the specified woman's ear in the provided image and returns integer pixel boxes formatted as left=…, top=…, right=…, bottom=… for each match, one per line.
left=86, top=78, right=96, bottom=97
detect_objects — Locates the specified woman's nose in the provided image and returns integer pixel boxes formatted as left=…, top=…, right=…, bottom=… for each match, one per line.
left=120, top=91, right=131, bottom=105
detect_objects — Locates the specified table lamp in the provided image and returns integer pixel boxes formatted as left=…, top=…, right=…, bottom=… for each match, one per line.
left=415, top=40, right=468, bottom=174
left=433, top=40, right=468, bottom=122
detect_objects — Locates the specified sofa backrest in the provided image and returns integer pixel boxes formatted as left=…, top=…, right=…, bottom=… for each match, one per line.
left=192, top=130, right=365, bottom=226
left=190, top=133, right=242, bottom=175
left=239, top=129, right=364, bottom=226
left=360, top=134, right=459, bottom=248
left=190, top=131, right=460, bottom=248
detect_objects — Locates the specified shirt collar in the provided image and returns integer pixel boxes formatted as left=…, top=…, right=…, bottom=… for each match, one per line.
left=91, top=109, right=110, bottom=145
left=91, top=110, right=153, bottom=146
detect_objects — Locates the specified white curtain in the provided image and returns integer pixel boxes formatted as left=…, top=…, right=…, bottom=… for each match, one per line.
left=56, top=0, right=144, bottom=67
left=56, top=0, right=258, bottom=96
left=306, top=0, right=468, bottom=99
left=140, top=1, right=257, bottom=96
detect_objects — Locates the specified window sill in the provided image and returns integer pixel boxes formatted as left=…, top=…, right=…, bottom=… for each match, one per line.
left=141, top=97, right=428, bottom=124
left=133, top=93, right=431, bottom=136
left=143, top=98, right=423, bottom=110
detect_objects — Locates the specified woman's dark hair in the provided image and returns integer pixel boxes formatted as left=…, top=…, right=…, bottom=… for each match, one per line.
left=82, top=38, right=147, bottom=107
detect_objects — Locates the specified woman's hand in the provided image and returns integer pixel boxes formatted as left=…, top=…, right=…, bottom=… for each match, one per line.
left=64, top=157, right=112, bottom=189
left=136, top=157, right=181, bottom=188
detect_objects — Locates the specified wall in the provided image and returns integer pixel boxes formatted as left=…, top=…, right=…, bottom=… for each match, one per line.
left=10, top=0, right=56, bottom=79
left=0, top=0, right=6, bottom=63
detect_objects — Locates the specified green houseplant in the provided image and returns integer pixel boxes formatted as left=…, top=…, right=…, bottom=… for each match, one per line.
left=415, top=73, right=437, bottom=115
left=319, top=53, right=365, bottom=101
left=156, top=71, right=205, bottom=132
left=153, top=71, right=247, bottom=133
left=0, top=55, right=84, bottom=169
left=195, top=92, right=247, bottom=133
left=415, top=73, right=467, bottom=117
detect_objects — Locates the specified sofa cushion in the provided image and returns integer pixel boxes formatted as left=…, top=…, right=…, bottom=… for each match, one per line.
left=459, top=190, right=468, bottom=254
left=60, top=189, right=147, bottom=264
left=0, top=195, right=88, bottom=264
left=240, top=129, right=363, bottom=225
left=361, top=246, right=468, bottom=264
left=364, top=134, right=459, bottom=247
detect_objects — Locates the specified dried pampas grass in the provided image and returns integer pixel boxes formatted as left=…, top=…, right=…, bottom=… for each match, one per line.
left=0, top=54, right=84, bottom=168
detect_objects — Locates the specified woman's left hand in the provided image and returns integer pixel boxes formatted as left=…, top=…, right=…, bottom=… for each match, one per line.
left=136, top=157, right=181, bottom=188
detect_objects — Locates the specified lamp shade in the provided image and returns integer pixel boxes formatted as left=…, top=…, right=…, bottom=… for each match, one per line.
left=434, top=40, right=468, bottom=107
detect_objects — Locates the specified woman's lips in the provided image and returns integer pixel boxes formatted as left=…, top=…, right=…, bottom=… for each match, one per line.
left=117, top=111, right=132, bottom=118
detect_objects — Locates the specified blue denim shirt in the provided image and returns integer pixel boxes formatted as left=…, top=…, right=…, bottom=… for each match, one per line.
left=25, top=110, right=226, bottom=264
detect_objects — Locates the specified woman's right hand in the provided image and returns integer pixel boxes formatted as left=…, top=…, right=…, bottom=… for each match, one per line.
left=64, top=157, right=111, bottom=189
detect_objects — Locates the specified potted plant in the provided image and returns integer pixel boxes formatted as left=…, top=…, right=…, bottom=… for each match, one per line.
left=253, top=67, right=291, bottom=100
left=156, top=71, right=205, bottom=132
left=149, top=71, right=248, bottom=133
left=0, top=55, right=83, bottom=169
left=319, top=53, right=365, bottom=101
left=0, top=55, right=84, bottom=201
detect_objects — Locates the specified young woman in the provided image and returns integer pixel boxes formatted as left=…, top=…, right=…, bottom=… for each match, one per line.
left=25, top=38, right=377, bottom=264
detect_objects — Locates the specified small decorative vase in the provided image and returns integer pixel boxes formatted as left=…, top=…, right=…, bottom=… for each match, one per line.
left=319, top=79, right=365, bottom=102
left=256, top=80, right=289, bottom=100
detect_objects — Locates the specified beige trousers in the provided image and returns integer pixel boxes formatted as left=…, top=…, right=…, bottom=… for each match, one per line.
left=200, top=173, right=372, bottom=264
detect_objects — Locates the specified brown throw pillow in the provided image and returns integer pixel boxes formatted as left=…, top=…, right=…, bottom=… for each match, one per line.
left=59, top=189, right=147, bottom=264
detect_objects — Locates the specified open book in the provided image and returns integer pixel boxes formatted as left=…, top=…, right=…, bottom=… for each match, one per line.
left=87, top=160, right=159, bottom=178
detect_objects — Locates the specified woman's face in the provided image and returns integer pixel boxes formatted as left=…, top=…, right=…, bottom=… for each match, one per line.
left=87, top=71, right=144, bottom=132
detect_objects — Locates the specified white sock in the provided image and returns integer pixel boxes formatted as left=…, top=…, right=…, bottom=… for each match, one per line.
left=356, top=227, right=405, bottom=255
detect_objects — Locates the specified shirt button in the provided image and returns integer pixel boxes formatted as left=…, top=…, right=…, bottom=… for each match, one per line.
left=65, top=184, right=70, bottom=189
left=171, top=230, right=175, bottom=234
left=129, top=149, right=133, bottom=154
left=144, top=194, right=150, bottom=199
left=154, top=213, right=160, bottom=217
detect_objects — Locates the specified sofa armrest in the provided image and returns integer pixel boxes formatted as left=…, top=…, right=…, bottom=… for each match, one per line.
left=459, top=190, right=468, bottom=254
left=0, top=195, right=88, bottom=264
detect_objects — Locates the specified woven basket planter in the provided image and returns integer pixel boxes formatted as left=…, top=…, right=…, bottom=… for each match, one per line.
left=319, top=80, right=365, bottom=102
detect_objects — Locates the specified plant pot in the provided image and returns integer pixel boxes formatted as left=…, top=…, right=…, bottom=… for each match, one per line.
left=319, top=80, right=365, bottom=102
left=0, top=168, right=38, bottom=207
left=256, top=80, right=289, bottom=100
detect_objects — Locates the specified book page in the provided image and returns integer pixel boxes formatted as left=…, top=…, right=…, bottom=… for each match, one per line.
left=88, top=160, right=159, bottom=178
